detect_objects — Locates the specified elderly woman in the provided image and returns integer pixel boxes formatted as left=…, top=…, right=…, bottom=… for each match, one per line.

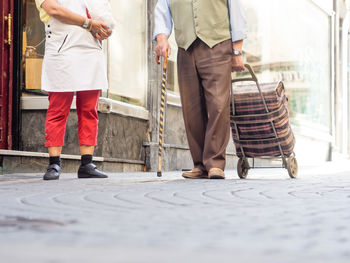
left=36, top=0, right=112, bottom=180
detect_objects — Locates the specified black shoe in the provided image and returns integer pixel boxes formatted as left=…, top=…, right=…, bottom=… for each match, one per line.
left=77, top=163, right=108, bottom=179
left=43, top=164, right=61, bottom=181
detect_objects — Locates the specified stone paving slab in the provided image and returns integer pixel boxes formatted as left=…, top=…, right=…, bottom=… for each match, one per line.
left=1, top=162, right=350, bottom=262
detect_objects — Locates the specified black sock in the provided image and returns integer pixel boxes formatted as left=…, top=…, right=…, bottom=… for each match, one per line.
left=49, top=156, right=61, bottom=166
left=81, top=155, right=93, bottom=166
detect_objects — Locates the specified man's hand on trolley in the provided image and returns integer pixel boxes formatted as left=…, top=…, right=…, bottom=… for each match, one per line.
left=232, top=40, right=245, bottom=72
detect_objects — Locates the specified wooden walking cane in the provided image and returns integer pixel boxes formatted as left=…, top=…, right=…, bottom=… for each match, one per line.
left=156, top=52, right=168, bottom=177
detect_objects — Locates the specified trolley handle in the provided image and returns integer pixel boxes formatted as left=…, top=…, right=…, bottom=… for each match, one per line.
left=231, top=64, right=258, bottom=83
left=231, top=63, right=270, bottom=114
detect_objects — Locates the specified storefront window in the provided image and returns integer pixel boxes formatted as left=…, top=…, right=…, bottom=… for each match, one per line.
left=240, top=0, right=332, bottom=132
left=108, top=0, right=147, bottom=106
left=21, top=0, right=148, bottom=108
left=167, top=0, right=332, bottom=134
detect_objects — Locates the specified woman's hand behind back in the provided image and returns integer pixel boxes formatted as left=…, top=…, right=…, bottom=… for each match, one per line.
left=90, top=20, right=112, bottom=41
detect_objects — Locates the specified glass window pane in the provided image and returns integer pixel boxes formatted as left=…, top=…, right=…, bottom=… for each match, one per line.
left=108, top=0, right=147, bottom=106
left=316, top=0, right=333, bottom=11
left=23, top=0, right=46, bottom=93
left=241, top=0, right=331, bottom=132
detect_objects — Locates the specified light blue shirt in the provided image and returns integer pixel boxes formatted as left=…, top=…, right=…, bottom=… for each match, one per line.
left=153, top=0, right=248, bottom=42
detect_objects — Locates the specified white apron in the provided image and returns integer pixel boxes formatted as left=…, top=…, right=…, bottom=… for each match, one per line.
left=41, top=0, right=108, bottom=92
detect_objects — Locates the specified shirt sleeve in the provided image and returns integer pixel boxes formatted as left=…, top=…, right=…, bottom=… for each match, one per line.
left=228, top=0, right=248, bottom=42
left=153, top=0, right=173, bottom=41
left=35, top=0, right=46, bottom=9
left=35, top=0, right=51, bottom=24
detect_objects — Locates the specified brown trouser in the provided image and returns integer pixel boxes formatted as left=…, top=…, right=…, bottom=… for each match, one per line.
left=177, top=38, right=232, bottom=171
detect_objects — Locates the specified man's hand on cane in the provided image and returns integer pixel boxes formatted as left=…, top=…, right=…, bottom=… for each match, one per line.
left=232, top=40, right=245, bottom=72
left=155, top=34, right=171, bottom=62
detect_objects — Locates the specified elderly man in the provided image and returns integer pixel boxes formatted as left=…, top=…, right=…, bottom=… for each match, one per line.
left=154, top=0, right=248, bottom=179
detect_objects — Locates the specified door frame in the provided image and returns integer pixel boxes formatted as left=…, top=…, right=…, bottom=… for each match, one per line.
left=0, top=0, right=14, bottom=149
left=0, top=0, right=21, bottom=150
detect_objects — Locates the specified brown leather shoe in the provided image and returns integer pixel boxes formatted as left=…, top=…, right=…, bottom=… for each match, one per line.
left=208, top=168, right=225, bottom=179
left=182, top=168, right=208, bottom=179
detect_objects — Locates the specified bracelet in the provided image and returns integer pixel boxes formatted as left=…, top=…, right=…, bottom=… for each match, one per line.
left=82, top=17, right=89, bottom=29
left=87, top=19, right=93, bottom=32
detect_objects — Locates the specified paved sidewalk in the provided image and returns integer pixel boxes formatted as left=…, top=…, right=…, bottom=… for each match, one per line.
left=1, top=162, right=350, bottom=263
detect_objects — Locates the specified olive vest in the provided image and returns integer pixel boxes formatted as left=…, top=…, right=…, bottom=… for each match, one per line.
left=169, top=0, right=231, bottom=50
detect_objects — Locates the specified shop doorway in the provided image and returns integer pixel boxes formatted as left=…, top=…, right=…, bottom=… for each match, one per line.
left=0, top=0, right=14, bottom=149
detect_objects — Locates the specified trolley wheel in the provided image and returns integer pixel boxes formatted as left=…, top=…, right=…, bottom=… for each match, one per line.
left=237, top=158, right=249, bottom=179
left=287, top=156, right=298, bottom=179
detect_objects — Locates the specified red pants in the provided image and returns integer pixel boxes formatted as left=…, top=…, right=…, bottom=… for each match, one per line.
left=45, top=90, right=100, bottom=147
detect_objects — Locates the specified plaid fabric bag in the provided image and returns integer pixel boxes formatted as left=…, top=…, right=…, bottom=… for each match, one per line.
left=230, top=80, right=295, bottom=158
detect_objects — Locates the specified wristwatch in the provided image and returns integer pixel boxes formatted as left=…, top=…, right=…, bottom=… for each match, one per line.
left=233, top=49, right=242, bottom=56
left=82, top=18, right=89, bottom=29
